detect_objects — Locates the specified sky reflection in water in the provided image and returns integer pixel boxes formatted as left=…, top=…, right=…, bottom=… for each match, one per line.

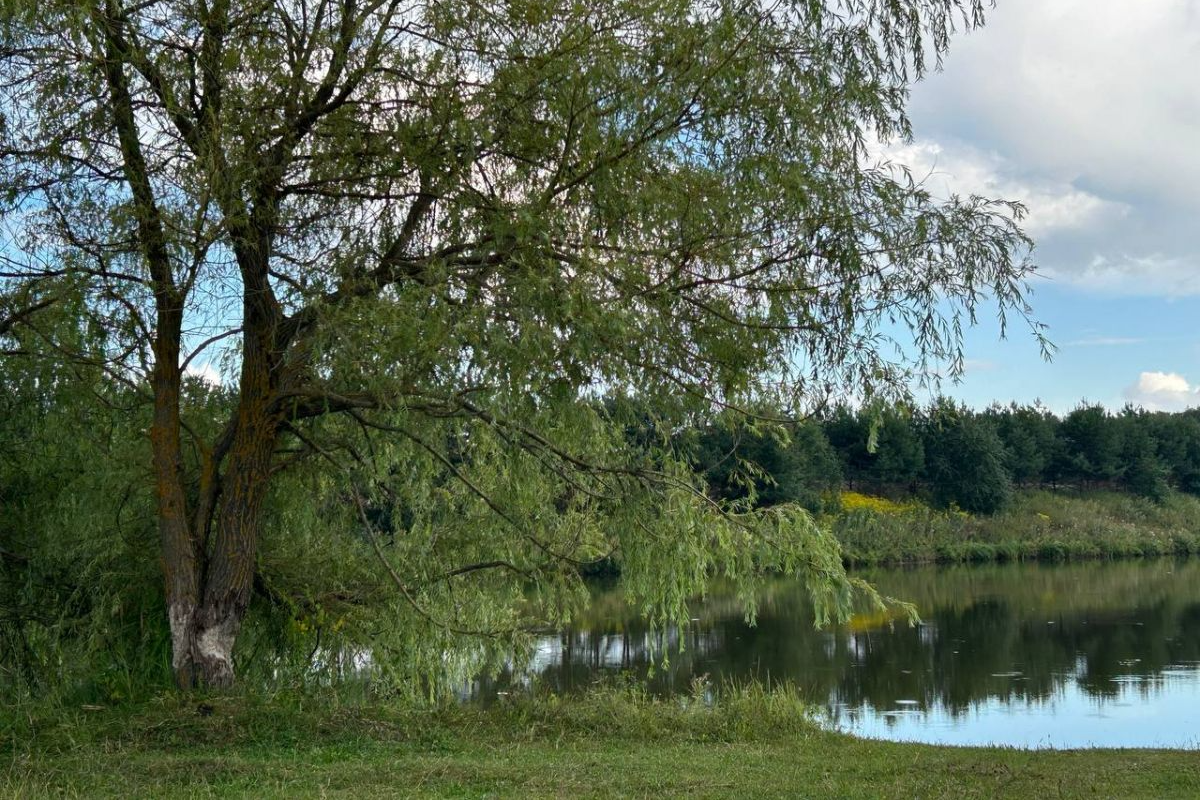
left=474, top=559, right=1200, bottom=748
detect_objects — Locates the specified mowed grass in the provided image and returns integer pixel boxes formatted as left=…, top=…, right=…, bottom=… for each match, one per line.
left=4, top=688, right=1199, bottom=798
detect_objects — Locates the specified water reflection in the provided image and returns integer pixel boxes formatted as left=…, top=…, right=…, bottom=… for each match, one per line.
left=473, top=559, right=1200, bottom=748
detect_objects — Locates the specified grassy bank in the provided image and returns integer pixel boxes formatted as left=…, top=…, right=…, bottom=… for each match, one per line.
left=4, top=688, right=1200, bottom=798
left=828, top=488, right=1200, bottom=566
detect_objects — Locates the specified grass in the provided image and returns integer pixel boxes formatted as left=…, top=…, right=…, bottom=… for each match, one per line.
left=4, top=687, right=1200, bottom=798
left=829, top=488, right=1200, bottom=566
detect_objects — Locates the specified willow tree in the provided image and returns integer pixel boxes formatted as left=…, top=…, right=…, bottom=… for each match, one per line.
left=0, top=0, right=1038, bottom=689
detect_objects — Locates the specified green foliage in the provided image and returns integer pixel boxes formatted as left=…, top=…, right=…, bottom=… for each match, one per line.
left=788, top=422, right=844, bottom=512
left=813, top=399, right=1199, bottom=511
left=1118, top=410, right=1171, bottom=502
left=1, top=0, right=1041, bottom=693
left=823, top=406, right=873, bottom=488
left=830, top=489, right=1200, bottom=567
left=1055, top=404, right=1123, bottom=486
left=868, top=407, right=926, bottom=492
left=694, top=416, right=841, bottom=512
left=1144, top=411, right=1200, bottom=495
left=922, top=401, right=1012, bottom=514
left=987, top=402, right=1057, bottom=486
left=820, top=404, right=925, bottom=494
left=0, top=298, right=169, bottom=701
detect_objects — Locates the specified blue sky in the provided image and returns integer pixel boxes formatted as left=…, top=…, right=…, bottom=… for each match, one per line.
left=892, top=0, right=1200, bottom=413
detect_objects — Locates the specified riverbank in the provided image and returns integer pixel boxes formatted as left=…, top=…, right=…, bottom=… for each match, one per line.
left=829, top=488, right=1200, bottom=566
left=4, top=688, right=1198, bottom=798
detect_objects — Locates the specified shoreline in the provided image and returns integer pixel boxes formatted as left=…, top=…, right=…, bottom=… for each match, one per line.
left=829, top=488, right=1200, bottom=568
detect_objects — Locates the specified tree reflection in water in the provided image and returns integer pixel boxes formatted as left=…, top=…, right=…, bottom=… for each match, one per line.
left=471, top=559, right=1200, bottom=746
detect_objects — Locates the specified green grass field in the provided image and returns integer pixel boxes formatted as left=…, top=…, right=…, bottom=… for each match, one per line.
left=5, top=689, right=1199, bottom=798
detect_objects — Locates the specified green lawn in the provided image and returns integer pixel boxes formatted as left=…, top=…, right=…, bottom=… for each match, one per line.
left=5, top=690, right=1199, bottom=798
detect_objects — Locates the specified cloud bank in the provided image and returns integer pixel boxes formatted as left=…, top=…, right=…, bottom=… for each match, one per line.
left=1123, top=371, right=1200, bottom=411
left=897, top=0, right=1200, bottom=297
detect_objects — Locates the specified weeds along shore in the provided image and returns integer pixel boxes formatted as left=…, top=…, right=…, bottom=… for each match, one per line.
left=828, top=489, right=1200, bottom=567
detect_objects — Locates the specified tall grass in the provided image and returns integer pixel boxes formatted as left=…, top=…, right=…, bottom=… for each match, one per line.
left=828, top=489, right=1200, bottom=566
left=0, top=680, right=819, bottom=761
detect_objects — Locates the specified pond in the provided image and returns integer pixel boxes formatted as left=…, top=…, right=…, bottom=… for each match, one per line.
left=471, top=559, right=1200, bottom=749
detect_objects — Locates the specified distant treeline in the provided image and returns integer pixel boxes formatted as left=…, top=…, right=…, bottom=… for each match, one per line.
left=692, top=402, right=1200, bottom=514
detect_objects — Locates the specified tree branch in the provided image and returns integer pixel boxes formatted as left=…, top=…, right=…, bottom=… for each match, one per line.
left=0, top=297, right=56, bottom=338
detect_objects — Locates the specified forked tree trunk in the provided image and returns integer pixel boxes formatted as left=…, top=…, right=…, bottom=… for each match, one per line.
left=160, top=309, right=283, bottom=689
left=97, top=0, right=288, bottom=690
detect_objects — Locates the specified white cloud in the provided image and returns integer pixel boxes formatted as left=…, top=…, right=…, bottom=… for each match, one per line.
left=877, top=139, right=1129, bottom=237
left=1064, top=336, right=1147, bottom=347
left=1122, top=371, right=1200, bottom=411
left=903, top=0, right=1200, bottom=297
left=1055, top=254, right=1200, bottom=297
left=915, top=0, right=1200, bottom=203
left=185, top=361, right=223, bottom=386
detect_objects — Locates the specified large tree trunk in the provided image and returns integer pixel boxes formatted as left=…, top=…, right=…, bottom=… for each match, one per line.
left=182, top=309, right=283, bottom=688
left=150, top=302, right=203, bottom=690
left=96, top=0, right=289, bottom=690
left=188, top=423, right=277, bottom=687
left=155, top=369, right=203, bottom=689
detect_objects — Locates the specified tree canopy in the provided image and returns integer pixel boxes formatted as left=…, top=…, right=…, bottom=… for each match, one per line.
left=0, top=0, right=1037, bottom=690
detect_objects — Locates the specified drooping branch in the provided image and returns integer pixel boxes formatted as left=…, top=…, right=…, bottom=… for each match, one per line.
left=352, top=483, right=528, bottom=639
left=0, top=296, right=56, bottom=339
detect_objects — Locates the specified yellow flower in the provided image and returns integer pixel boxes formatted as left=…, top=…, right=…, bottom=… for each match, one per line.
left=840, top=491, right=920, bottom=515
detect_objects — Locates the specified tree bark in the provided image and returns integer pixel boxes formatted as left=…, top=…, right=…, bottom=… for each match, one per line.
left=94, top=0, right=205, bottom=690
left=185, top=303, right=283, bottom=687
left=90, top=0, right=305, bottom=690
left=152, top=338, right=203, bottom=690
left=188, top=422, right=277, bottom=686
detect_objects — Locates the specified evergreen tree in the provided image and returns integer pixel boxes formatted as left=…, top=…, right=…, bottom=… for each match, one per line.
left=923, top=402, right=1012, bottom=514
left=1056, top=405, right=1122, bottom=487
left=867, top=407, right=925, bottom=494
left=695, top=417, right=841, bottom=512
left=823, top=406, right=873, bottom=490
left=787, top=422, right=843, bottom=512
left=988, top=402, right=1056, bottom=486
left=1146, top=411, right=1200, bottom=495
left=1117, top=410, right=1170, bottom=501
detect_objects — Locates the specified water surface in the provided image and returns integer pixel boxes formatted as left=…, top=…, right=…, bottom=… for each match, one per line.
left=473, top=559, right=1200, bottom=748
